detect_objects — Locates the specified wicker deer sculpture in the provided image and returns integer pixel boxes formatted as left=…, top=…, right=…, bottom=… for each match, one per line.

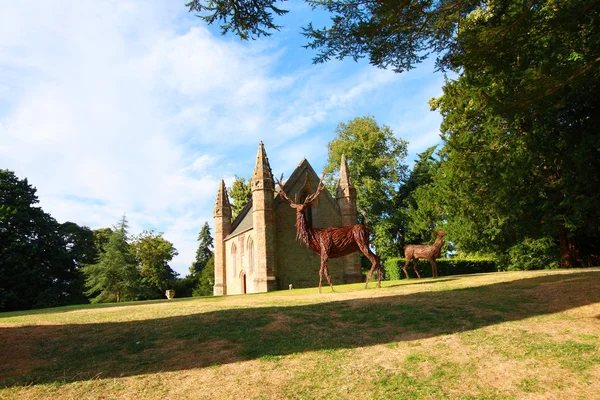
left=276, top=174, right=381, bottom=293
left=403, top=230, right=447, bottom=278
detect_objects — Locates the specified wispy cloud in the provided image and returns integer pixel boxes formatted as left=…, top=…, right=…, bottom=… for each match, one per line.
left=0, top=1, right=444, bottom=276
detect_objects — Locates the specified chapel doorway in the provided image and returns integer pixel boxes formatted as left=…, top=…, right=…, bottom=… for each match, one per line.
left=240, top=271, right=247, bottom=294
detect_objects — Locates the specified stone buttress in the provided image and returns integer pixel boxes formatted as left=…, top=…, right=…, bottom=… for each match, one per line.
left=336, top=154, right=363, bottom=283
left=251, top=142, right=278, bottom=291
left=213, top=179, right=232, bottom=295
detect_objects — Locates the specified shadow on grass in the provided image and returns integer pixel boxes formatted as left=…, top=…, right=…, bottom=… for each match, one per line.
left=1, top=270, right=599, bottom=387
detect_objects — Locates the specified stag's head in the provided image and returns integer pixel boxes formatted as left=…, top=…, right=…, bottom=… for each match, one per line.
left=436, top=230, right=447, bottom=237
left=275, top=172, right=326, bottom=214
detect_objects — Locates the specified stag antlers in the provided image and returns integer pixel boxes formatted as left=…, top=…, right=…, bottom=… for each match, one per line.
left=277, top=172, right=325, bottom=209
left=276, top=172, right=381, bottom=292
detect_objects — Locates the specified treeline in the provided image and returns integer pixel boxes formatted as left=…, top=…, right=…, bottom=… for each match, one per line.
left=0, top=169, right=214, bottom=311
left=229, top=114, right=599, bottom=273
left=191, top=1, right=600, bottom=269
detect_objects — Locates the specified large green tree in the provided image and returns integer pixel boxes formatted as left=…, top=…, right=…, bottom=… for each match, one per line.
left=190, top=222, right=214, bottom=276
left=131, top=230, right=178, bottom=295
left=425, top=0, right=600, bottom=267
left=325, top=116, right=408, bottom=258
left=82, top=216, right=140, bottom=303
left=228, top=176, right=252, bottom=219
left=193, top=255, right=215, bottom=297
left=397, top=146, right=443, bottom=245
left=0, top=170, right=96, bottom=310
left=190, top=0, right=600, bottom=266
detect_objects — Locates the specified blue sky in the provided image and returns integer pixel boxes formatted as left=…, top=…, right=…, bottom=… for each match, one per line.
left=0, top=1, right=445, bottom=277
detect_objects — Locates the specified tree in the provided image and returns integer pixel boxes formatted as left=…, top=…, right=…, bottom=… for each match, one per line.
left=55, top=222, right=98, bottom=305
left=324, top=116, right=408, bottom=259
left=190, top=0, right=600, bottom=266
left=131, top=230, right=178, bottom=295
left=186, top=0, right=289, bottom=40
left=228, top=176, right=252, bottom=219
left=92, top=227, right=113, bottom=255
left=190, top=222, right=214, bottom=276
left=425, top=0, right=600, bottom=267
left=1, top=170, right=96, bottom=311
left=398, top=146, right=444, bottom=245
left=82, top=216, right=140, bottom=303
left=193, top=255, right=215, bottom=297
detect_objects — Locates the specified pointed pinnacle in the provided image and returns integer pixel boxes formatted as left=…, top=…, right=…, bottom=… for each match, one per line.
left=214, top=179, right=231, bottom=211
left=252, top=141, right=273, bottom=180
left=338, top=154, right=353, bottom=189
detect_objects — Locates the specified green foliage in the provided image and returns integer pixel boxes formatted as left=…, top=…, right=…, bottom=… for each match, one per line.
left=427, top=0, right=600, bottom=266
left=92, top=227, right=113, bottom=255
left=325, top=116, right=408, bottom=259
left=0, top=170, right=96, bottom=311
left=189, top=0, right=600, bottom=268
left=228, top=176, right=251, bottom=220
left=193, top=255, right=215, bottom=296
left=189, top=222, right=214, bottom=277
left=171, top=275, right=196, bottom=298
left=186, top=0, right=289, bottom=40
left=82, top=216, right=140, bottom=303
left=383, top=258, right=498, bottom=280
left=131, top=230, right=178, bottom=294
left=505, top=237, right=560, bottom=271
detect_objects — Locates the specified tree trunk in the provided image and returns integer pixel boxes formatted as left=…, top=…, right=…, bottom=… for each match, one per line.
left=558, top=222, right=579, bottom=268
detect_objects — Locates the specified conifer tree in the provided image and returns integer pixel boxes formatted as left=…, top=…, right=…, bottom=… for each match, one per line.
left=189, top=222, right=214, bottom=276
left=83, top=216, right=140, bottom=303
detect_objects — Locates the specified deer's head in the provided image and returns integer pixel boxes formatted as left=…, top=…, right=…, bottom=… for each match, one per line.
left=436, top=230, right=447, bottom=237
left=275, top=172, right=326, bottom=214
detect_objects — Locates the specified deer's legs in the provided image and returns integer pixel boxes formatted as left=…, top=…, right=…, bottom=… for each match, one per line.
left=413, top=259, right=421, bottom=278
left=323, top=262, right=334, bottom=291
left=402, top=258, right=411, bottom=279
left=431, top=259, right=438, bottom=277
left=359, top=244, right=380, bottom=288
left=319, top=252, right=334, bottom=293
left=318, top=262, right=324, bottom=294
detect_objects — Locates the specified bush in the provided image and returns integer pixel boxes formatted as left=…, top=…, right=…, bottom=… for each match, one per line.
left=383, top=258, right=498, bottom=280
left=506, top=237, right=560, bottom=271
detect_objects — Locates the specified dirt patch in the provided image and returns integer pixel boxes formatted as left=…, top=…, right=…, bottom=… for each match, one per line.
left=262, top=312, right=292, bottom=333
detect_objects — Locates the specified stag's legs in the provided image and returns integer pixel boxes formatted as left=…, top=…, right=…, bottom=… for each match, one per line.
left=323, top=263, right=334, bottom=291
left=360, top=247, right=381, bottom=288
left=319, top=252, right=334, bottom=293
left=402, top=258, right=412, bottom=279
left=413, top=259, right=422, bottom=278
left=430, top=259, right=438, bottom=277
left=318, top=264, right=324, bottom=294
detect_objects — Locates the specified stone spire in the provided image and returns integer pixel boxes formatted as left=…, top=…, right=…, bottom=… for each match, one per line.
left=214, top=179, right=232, bottom=219
left=337, top=154, right=354, bottom=197
left=251, top=141, right=274, bottom=192
left=251, top=141, right=277, bottom=292
left=213, top=179, right=232, bottom=296
left=335, top=154, right=361, bottom=284
left=337, top=154, right=356, bottom=199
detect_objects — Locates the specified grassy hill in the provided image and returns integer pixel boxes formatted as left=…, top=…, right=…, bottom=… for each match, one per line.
left=1, top=269, right=599, bottom=399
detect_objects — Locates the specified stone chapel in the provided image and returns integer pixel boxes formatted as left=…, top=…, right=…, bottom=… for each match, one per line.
left=212, top=142, right=363, bottom=295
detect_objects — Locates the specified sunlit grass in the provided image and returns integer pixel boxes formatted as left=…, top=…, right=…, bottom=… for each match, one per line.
left=1, top=268, right=599, bottom=399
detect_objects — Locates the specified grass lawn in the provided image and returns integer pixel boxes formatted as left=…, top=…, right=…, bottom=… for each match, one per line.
left=1, top=269, right=599, bottom=399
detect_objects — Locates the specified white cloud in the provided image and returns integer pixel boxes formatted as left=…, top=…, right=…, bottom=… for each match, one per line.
left=0, top=0, right=444, bottom=276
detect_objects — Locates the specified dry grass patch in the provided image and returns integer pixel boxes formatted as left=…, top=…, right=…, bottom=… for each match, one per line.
left=1, top=268, right=599, bottom=399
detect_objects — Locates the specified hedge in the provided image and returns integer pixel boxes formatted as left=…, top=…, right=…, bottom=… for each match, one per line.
left=383, top=258, right=499, bottom=280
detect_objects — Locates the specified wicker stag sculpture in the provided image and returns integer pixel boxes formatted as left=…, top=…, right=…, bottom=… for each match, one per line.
left=276, top=173, right=381, bottom=293
left=403, top=230, right=447, bottom=278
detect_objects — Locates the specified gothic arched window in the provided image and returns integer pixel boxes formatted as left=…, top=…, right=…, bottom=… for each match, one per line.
left=248, top=238, right=254, bottom=274
left=231, top=244, right=237, bottom=276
